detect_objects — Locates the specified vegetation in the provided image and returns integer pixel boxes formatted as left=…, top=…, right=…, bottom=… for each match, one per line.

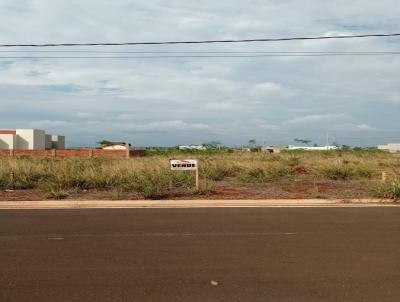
left=97, top=140, right=114, bottom=148
left=0, top=149, right=399, bottom=199
left=372, top=179, right=400, bottom=199
left=294, top=138, right=312, bottom=146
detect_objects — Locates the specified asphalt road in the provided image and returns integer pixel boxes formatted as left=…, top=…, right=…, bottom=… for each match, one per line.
left=1, top=207, right=399, bottom=302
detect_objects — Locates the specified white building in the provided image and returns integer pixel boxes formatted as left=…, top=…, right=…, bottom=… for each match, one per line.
left=0, top=129, right=65, bottom=150
left=378, top=144, right=400, bottom=153
left=262, top=146, right=289, bottom=154
left=288, top=145, right=339, bottom=151
left=178, top=145, right=207, bottom=151
left=102, top=142, right=130, bottom=150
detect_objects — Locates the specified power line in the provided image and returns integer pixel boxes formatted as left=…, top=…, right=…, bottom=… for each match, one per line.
left=1, top=33, right=399, bottom=48
left=1, top=53, right=400, bottom=59
left=0, top=50, right=399, bottom=54
left=302, top=136, right=400, bottom=141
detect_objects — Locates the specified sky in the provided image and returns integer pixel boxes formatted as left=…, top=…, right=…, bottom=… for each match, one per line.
left=0, top=0, right=399, bottom=147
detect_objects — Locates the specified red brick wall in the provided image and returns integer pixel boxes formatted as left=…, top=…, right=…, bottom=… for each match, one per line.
left=92, top=149, right=126, bottom=158
left=0, top=150, right=12, bottom=157
left=55, top=150, right=91, bottom=157
left=0, top=149, right=144, bottom=158
left=130, top=149, right=145, bottom=157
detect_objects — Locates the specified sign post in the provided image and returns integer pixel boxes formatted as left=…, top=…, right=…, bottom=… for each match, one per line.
left=170, top=159, right=199, bottom=190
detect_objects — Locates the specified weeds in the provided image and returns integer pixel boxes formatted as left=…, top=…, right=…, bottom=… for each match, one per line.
left=0, top=150, right=398, bottom=199
left=238, top=168, right=267, bottom=183
left=321, top=165, right=353, bottom=180
left=372, top=179, right=400, bottom=199
left=47, top=190, right=69, bottom=200
left=320, top=164, right=374, bottom=180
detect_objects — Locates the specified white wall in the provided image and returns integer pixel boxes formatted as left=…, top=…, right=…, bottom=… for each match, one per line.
left=0, top=134, right=16, bottom=150
left=378, top=144, right=400, bottom=153
left=387, top=144, right=400, bottom=153
left=103, top=144, right=127, bottom=150
left=1, top=129, right=65, bottom=150
left=16, top=129, right=45, bottom=150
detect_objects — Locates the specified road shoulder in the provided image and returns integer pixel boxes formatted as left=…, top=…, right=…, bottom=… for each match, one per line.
left=0, top=199, right=398, bottom=209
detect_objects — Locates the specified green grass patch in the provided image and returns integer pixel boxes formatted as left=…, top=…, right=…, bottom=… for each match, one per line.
left=371, top=179, right=400, bottom=199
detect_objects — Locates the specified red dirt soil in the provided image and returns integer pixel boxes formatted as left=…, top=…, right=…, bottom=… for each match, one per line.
left=0, top=178, right=377, bottom=201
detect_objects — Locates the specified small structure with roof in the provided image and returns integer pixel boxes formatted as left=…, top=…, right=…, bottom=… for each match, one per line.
left=101, top=142, right=131, bottom=150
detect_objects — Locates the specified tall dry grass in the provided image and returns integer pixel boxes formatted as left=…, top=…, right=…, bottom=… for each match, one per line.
left=0, top=150, right=399, bottom=198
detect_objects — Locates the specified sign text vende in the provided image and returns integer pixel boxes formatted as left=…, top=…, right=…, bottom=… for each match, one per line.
left=170, top=159, right=198, bottom=171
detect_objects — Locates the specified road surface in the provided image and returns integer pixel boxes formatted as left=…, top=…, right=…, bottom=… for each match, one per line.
left=1, top=207, right=399, bottom=301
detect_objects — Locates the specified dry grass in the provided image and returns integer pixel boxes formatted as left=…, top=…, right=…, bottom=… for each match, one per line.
left=0, top=150, right=399, bottom=199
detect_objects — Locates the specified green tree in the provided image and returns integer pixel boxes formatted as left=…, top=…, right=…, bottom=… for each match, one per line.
left=294, top=138, right=312, bottom=146
left=202, top=141, right=223, bottom=150
left=97, top=140, right=113, bottom=148
left=248, top=139, right=257, bottom=148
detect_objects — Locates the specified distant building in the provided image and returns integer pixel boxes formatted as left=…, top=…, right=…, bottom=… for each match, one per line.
left=288, top=145, right=339, bottom=151
left=262, top=146, right=289, bottom=154
left=0, top=129, right=65, bottom=150
left=378, top=144, right=400, bottom=153
left=102, top=142, right=131, bottom=150
left=178, top=145, right=207, bottom=151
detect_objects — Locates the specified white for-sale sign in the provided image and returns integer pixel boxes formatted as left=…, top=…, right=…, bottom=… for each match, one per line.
left=170, top=159, right=199, bottom=189
left=170, top=159, right=198, bottom=171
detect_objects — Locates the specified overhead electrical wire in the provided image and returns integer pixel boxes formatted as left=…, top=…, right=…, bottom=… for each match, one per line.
left=0, top=33, right=399, bottom=48
left=1, top=52, right=400, bottom=59
left=0, top=50, right=398, bottom=54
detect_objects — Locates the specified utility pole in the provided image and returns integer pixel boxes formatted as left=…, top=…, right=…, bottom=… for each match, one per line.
left=326, top=131, right=329, bottom=149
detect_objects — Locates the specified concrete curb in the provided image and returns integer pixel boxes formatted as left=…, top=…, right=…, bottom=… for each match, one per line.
left=0, top=199, right=398, bottom=209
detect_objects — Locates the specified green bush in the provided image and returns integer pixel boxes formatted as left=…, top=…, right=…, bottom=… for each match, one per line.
left=201, top=164, right=233, bottom=181
left=47, top=190, right=69, bottom=200
left=238, top=168, right=266, bottom=183
left=0, top=176, right=8, bottom=189
left=320, top=164, right=373, bottom=180
left=371, top=180, right=400, bottom=199
left=320, top=166, right=352, bottom=180
left=134, top=174, right=170, bottom=199
left=352, top=166, right=373, bottom=178
left=286, top=157, right=301, bottom=167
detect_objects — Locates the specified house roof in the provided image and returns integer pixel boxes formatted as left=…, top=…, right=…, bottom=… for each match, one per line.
left=0, top=130, right=16, bottom=135
left=106, top=142, right=131, bottom=146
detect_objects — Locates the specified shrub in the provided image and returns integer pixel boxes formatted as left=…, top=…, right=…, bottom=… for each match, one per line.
left=47, top=190, right=69, bottom=200
left=0, top=176, right=9, bottom=189
left=286, top=157, right=301, bottom=167
left=272, top=167, right=293, bottom=177
left=133, top=171, right=173, bottom=199
left=371, top=179, right=400, bottom=199
left=238, top=168, right=266, bottom=183
left=352, top=166, right=373, bottom=178
left=320, top=164, right=373, bottom=180
left=201, top=164, right=233, bottom=181
left=321, top=166, right=352, bottom=180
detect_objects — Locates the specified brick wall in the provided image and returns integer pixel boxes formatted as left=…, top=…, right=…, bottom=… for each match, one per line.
left=0, top=149, right=145, bottom=158
left=130, top=149, right=145, bottom=157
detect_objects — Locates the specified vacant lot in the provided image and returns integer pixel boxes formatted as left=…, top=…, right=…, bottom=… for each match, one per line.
left=0, top=150, right=399, bottom=200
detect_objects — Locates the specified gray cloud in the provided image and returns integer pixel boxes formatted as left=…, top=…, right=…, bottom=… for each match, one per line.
left=0, top=0, right=399, bottom=147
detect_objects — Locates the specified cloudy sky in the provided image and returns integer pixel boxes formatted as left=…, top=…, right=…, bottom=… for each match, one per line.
left=0, top=0, right=399, bottom=147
